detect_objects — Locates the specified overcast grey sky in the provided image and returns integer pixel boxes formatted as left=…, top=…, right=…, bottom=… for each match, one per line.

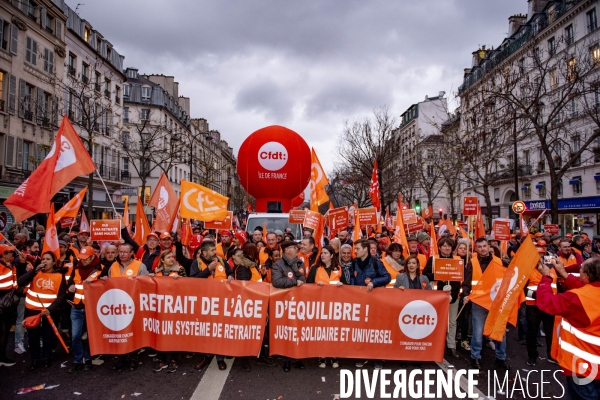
left=66, top=0, right=524, bottom=172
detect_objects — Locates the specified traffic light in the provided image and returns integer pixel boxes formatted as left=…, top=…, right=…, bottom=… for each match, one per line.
left=414, top=200, right=421, bottom=213
left=439, top=208, right=443, bottom=218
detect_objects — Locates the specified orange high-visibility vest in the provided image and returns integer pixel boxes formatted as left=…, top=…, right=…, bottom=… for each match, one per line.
left=63, top=263, right=74, bottom=284
left=417, top=254, right=428, bottom=273
left=558, top=253, right=579, bottom=277
left=315, top=266, right=342, bottom=285
left=250, top=266, right=262, bottom=282
left=73, top=268, right=100, bottom=305
left=200, top=257, right=227, bottom=280
left=110, top=260, right=142, bottom=277
left=470, top=254, right=503, bottom=288
left=0, top=262, right=16, bottom=290
left=381, top=257, right=402, bottom=288
left=298, top=252, right=314, bottom=278
left=556, top=284, right=600, bottom=378
left=526, top=268, right=558, bottom=306
left=25, top=271, right=62, bottom=311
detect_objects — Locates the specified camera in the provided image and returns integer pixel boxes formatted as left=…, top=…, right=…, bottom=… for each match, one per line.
left=543, top=255, right=556, bottom=265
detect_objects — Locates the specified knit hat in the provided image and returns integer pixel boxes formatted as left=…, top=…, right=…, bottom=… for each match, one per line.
left=280, top=240, right=297, bottom=251
left=407, top=235, right=418, bottom=242
left=234, top=231, right=248, bottom=246
left=417, top=232, right=430, bottom=243
left=550, top=234, right=562, bottom=242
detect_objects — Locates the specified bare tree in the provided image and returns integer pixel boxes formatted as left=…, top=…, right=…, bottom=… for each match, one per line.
left=116, top=109, right=184, bottom=205
left=336, top=107, right=400, bottom=211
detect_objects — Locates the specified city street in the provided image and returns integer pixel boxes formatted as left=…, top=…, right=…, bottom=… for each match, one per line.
left=1, top=327, right=565, bottom=400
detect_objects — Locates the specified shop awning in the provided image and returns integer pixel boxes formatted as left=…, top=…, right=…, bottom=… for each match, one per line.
left=521, top=186, right=528, bottom=191
left=93, top=201, right=125, bottom=210
left=595, top=175, right=600, bottom=181
left=535, top=184, right=544, bottom=189
left=569, top=179, right=580, bottom=185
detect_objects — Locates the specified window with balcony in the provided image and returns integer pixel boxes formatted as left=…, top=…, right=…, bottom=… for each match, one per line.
left=550, top=68, right=558, bottom=90
left=568, top=57, right=577, bottom=81
left=104, top=79, right=111, bottom=98
left=573, top=135, right=581, bottom=166
left=123, top=84, right=130, bottom=99
left=523, top=183, right=532, bottom=199
left=81, top=63, right=89, bottom=83
left=123, top=107, right=129, bottom=123
left=548, top=37, right=556, bottom=56
left=537, top=182, right=546, bottom=198
left=122, top=131, right=130, bottom=149
left=94, top=72, right=101, bottom=91
left=588, top=8, right=597, bottom=33
left=572, top=176, right=583, bottom=195
left=67, top=53, right=76, bottom=76
left=565, top=24, right=574, bottom=46
left=518, top=58, right=525, bottom=74
left=141, top=109, right=150, bottom=120
left=592, top=44, right=600, bottom=66
left=115, top=86, right=120, bottom=104
left=537, top=148, right=545, bottom=172
left=569, top=97, right=578, bottom=118
left=25, top=36, right=37, bottom=66
left=21, top=82, right=33, bottom=122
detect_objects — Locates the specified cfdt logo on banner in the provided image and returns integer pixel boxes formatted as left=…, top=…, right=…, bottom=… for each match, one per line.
left=97, top=289, right=135, bottom=331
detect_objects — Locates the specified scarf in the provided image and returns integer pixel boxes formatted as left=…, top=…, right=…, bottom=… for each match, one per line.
left=385, top=255, right=404, bottom=272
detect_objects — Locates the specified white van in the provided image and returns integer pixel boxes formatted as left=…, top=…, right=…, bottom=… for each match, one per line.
left=245, top=213, right=303, bottom=240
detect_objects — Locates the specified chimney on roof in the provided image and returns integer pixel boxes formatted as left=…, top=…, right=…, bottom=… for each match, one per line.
left=472, top=45, right=487, bottom=67
left=508, top=14, right=527, bottom=36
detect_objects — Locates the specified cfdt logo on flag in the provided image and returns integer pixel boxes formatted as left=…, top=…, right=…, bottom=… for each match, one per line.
left=96, top=289, right=135, bottom=331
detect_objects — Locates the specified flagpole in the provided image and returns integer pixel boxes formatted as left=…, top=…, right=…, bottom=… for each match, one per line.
left=94, top=169, right=119, bottom=216
left=68, top=216, right=76, bottom=233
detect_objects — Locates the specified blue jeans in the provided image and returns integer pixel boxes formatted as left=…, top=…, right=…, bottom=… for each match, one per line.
left=566, top=376, right=600, bottom=400
left=71, top=308, right=90, bottom=364
left=470, top=303, right=507, bottom=360
left=14, top=297, right=25, bottom=346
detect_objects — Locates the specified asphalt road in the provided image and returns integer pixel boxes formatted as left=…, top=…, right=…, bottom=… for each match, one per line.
left=0, top=326, right=566, bottom=400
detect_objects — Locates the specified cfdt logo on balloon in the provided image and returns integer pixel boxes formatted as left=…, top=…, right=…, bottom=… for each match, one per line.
left=398, top=300, right=438, bottom=340
left=258, top=142, right=288, bottom=171
left=97, top=289, right=135, bottom=331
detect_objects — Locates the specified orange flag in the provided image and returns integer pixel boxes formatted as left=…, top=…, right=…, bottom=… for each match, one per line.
left=422, top=205, right=433, bottom=219
left=122, top=197, right=130, bottom=227
left=369, top=160, right=381, bottom=212
left=520, top=214, right=528, bottom=237
left=262, top=222, right=267, bottom=241
left=133, top=201, right=151, bottom=246
left=5, top=116, right=96, bottom=222
left=469, top=258, right=507, bottom=311
left=41, top=204, right=60, bottom=259
left=313, top=213, right=325, bottom=252
left=54, top=187, right=87, bottom=223
left=180, top=180, right=229, bottom=222
left=148, top=172, right=179, bottom=233
left=80, top=211, right=90, bottom=232
left=310, top=149, right=329, bottom=212
left=429, top=221, right=439, bottom=257
left=475, top=203, right=486, bottom=239
left=484, top=237, right=539, bottom=341
left=169, top=203, right=181, bottom=233
left=443, top=218, right=457, bottom=236
left=393, top=194, right=409, bottom=258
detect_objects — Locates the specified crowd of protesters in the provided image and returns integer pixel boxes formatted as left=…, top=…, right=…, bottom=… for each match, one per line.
left=0, top=216, right=598, bottom=399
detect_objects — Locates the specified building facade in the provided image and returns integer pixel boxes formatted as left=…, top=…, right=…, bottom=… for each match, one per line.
left=457, top=0, right=600, bottom=236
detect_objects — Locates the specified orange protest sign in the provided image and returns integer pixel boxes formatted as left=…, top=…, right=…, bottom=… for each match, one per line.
left=463, top=196, right=478, bottom=216
left=329, top=207, right=349, bottom=230
left=90, top=220, right=122, bottom=241
left=484, top=237, right=539, bottom=341
left=303, top=210, right=322, bottom=230
left=357, top=207, right=378, bottom=225
left=269, top=285, right=449, bottom=361
left=493, top=220, right=511, bottom=241
left=288, top=210, right=306, bottom=224
left=85, top=277, right=269, bottom=356
left=402, top=209, right=418, bottom=225
left=204, top=211, right=233, bottom=230
left=433, top=258, right=464, bottom=282
left=544, top=224, right=559, bottom=235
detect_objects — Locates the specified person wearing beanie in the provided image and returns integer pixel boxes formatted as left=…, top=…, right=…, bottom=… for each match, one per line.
left=417, top=232, right=432, bottom=259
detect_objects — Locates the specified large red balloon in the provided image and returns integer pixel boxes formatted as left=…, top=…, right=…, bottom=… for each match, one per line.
left=237, top=126, right=310, bottom=212
left=291, top=192, right=305, bottom=208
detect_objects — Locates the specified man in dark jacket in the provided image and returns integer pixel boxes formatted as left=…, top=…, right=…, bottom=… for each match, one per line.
left=350, top=239, right=390, bottom=370
left=271, top=240, right=306, bottom=372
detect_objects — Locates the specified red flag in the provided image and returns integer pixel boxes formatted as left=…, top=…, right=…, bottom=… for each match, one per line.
left=80, top=212, right=90, bottom=232
left=181, top=218, right=192, bottom=247
left=5, top=116, right=96, bottom=222
left=520, top=214, right=528, bottom=237
left=133, top=201, right=151, bottom=246
left=369, top=160, right=381, bottom=212
left=122, top=197, right=130, bottom=228
left=41, top=204, right=60, bottom=259
left=148, top=172, right=179, bottom=232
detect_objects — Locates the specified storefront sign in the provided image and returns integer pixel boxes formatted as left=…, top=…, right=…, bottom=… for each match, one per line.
left=0, top=186, right=16, bottom=199
left=525, top=197, right=600, bottom=211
